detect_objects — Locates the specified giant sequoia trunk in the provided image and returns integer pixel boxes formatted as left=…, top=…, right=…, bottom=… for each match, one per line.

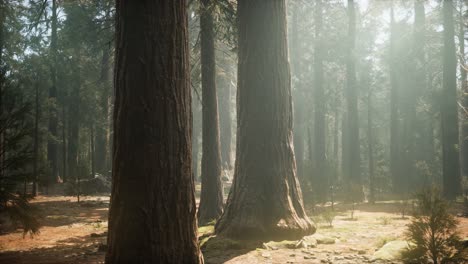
left=47, top=0, right=58, bottom=187
left=214, top=0, right=315, bottom=240
left=106, top=1, right=203, bottom=262
left=198, top=0, right=224, bottom=226
left=441, top=0, right=460, bottom=199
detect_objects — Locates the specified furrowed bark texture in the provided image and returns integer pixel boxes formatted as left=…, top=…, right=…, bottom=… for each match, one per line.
left=215, top=0, right=315, bottom=241
left=198, top=0, right=224, bottom=225
left=106, top=1, right=203, bottom=263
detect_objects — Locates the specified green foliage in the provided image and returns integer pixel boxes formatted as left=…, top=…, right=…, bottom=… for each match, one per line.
left=321, top=209, right=336, bottom=228
left=403, top=187, right=460, bottom=264
left=0, top=76, right=39, bottom=236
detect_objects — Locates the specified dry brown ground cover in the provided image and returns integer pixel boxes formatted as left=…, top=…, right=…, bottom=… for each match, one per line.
left=0, top=195, right=466, bottom=264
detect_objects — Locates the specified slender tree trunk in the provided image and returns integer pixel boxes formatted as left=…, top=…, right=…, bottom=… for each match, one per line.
left=61, top=97, right=67, bottom=182
left=0, top=0, right=5, bottom=185
left=215, top=0, right=315, bottom=240
left=198, top=0, right=224, bottom=225
left=459, top=0, right=468, bottom=184
left=106, top=1, right=203, bottom=262
left=441, top=0, right=460, bottom=199
left=291, top=1, right=305, bottom=182
left=90, top=124, right=95, bottom=177
left=95, top=45, right=111, bottom=175
left=218, top=71, right=232, bottom=171
left=193, top=96, right=201, bottom=182
left=390, top=6, right=402, bottom=193
left=345, top=0, right=361, bottom=189
left=367, top=85, right=375, bottom=204
left=313, top=0, right=327, bottom=201
left=68, top=48, right=80, bottom=196
left=32, top=81, right=40, bottom=196
left=47, top=0, right=59, bottom=189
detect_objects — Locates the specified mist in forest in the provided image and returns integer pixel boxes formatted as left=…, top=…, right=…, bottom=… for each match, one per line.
left=0, top=0, right=467, bottom=263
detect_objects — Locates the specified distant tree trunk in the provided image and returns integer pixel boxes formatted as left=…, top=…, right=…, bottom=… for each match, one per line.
left=32, top=81, right=40, bottom=196
left=459, top=0, right=468, bottom=185
left=90, top=124, right=95, bottom=177
left=313, top=0, right=327, bottom=201
left=68, top=48, right=80, bottom=192
left=390, top=6, right=402, bottom=193
left=215, top=0, right=315, bottom=240
left=61, top=96, right=67, bottom=182
left=412, top=0, right=429, bottom=186
left=291, top=1, right=305, bottom=182
left=441, top=0, right=460, bottom=199
left=345, top=0, right=361, bottom=189
left=198, top=0, right=224, bottom=226
left=106, top=1, right=203, bottom=262
left=193, top=96, right=202, bottom=182
left=0, top=0, right=5, bottom=185
left=47, top=0, right=59, bottom=189
left=367, top=81, right=375, bottom=204
left=219, top=73, right=232, bottom=171
left=95, top=45, right=111, bottom=176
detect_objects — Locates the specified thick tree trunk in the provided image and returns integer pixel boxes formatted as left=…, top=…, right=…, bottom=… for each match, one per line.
left=313, top=0, right=327, bottom=201
left=367, top=82, right=375, bottom=204
left=441, top=0, right=460, bottom=199
left=215, top=0, right=315, bottom=240
left=47, top=0, right=59, bottom=189
left=345, top=0, right=361, bottom=188
left=106, top=1, right=203, bottom=262
left=198, top=0, right=224, bottom=226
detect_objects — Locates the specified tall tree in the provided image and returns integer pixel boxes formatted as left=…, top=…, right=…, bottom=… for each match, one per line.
left=389, top=5, right=402, bottom=193
left=345, top=0, right=360, bottom=189
left=215, top=0, right=315, bottom=240
left=218, top=69, right=233, bottom=171
left=47, top=0, right=58, bottom=188
left=441, top=0, right=460, bottom=199
left=313, top=0, right=327, bottom=200
left=459, top=0, right=468, bottom=186
left=198, top=0, right=224, bottom=225
left=106, top=1, right=203, bottom=262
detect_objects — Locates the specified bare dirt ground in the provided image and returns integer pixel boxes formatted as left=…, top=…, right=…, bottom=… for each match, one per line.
left=0, top=195, right=466, bottom=264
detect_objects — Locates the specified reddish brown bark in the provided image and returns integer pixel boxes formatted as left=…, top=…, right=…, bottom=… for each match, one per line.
left=106, top=1, right=203, bottom=262
left=215, top=0, right=315, bottom=241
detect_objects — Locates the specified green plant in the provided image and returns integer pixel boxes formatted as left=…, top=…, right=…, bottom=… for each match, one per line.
left=321, top=209, right=336, bottom=227
left=403, top=187, right=460, bottom=264
left=378, top=216, right=391, bottom=225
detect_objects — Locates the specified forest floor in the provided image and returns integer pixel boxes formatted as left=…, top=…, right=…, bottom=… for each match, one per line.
left=0, top=194, right=466, bottom=264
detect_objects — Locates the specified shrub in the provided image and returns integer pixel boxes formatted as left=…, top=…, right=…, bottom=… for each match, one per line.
left=403, top=187, right=460, bottom=264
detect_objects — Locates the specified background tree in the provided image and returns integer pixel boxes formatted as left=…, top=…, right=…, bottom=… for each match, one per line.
left=441, top=0, right=460, bottom=199
left=198, top=0, right=224, bottom=225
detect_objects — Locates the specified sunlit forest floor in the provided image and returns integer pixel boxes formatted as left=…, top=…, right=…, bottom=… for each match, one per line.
left=0, top=193, right=467, bottom=264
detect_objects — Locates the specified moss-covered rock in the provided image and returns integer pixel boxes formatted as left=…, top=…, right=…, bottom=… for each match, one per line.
left=372, top=240, right=410, bottom=261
